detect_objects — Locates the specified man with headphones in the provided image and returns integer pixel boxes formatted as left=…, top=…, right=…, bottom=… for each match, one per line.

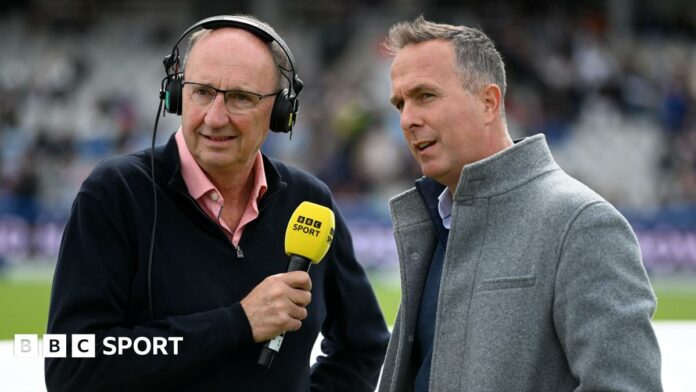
left=45, top=15, right=389, bottom=391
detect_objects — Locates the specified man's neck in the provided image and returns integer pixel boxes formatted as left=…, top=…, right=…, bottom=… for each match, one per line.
left=206, top=160, right=256, bottom=210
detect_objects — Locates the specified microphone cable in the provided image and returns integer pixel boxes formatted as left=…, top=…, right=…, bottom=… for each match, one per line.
left=147, top=76, right=170, bottom=319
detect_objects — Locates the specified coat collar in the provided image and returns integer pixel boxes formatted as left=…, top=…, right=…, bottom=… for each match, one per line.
left=453, top=134, right=559, bottom=202
left=389, top=134, right=558, bottom=228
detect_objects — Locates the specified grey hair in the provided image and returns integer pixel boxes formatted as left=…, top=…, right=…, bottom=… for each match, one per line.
left=182, top=15, right=290, bottom=90
left=385, top=15, right=506, bottom=116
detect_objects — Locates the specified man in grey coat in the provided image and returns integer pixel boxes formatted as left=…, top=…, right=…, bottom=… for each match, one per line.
left=379, top=16, right=662, bottom=392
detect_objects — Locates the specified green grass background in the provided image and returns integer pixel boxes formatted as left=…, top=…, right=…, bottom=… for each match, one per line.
left=1, top=273, right=695, bottom=340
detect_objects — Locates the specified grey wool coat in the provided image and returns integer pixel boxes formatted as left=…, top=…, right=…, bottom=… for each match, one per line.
left=378, top=135, right=662, bottom=392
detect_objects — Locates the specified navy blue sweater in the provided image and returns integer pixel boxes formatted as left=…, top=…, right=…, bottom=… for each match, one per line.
left=45, top=134, right=389, bottom=391
left=413, top=178, right=448, bottom=392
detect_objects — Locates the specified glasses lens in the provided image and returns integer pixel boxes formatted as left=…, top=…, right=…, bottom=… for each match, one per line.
left=225, top=91, right=261, bottom=111
left=188, top=84, right=216, bottom=106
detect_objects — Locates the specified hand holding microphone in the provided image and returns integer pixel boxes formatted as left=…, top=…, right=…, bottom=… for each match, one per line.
left=239, top=201, right=335, bottom=368
left=240, top=271, right=313, bottom=342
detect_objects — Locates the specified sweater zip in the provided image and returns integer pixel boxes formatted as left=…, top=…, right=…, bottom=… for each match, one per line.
left=172, top=180, right=284, bottom=260
left=217, top=204, right=245, bottom=259
left=174, top=189, right=244, bottom=259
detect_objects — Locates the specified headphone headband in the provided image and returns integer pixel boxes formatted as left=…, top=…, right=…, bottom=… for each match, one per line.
left=166, top=15, right=302, bottom=97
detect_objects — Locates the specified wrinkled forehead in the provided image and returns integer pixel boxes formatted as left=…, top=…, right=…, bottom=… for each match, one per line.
left=185, top=28, right=278, bottom=87
left=188, top=29, right=275, bottom=68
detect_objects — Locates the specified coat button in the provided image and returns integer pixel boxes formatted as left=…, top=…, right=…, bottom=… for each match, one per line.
left=408, top=335, right=414, bottom=342
left=411, top=252, right=419, bottom=260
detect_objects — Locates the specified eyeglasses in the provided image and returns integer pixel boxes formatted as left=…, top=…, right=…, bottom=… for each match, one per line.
left=182, top=81, right=281, bottom=113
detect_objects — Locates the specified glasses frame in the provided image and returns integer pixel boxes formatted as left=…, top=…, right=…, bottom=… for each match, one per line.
left=181, top=81, right=281, bottom=111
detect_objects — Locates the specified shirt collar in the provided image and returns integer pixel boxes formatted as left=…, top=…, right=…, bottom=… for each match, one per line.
left=175, top=128, right=267, bottom=202
left=248, top=152, right=268, bottom=205
left=437, top=187, right=453, bottom=229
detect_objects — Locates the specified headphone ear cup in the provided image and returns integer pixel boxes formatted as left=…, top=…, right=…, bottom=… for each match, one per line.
left=269, top=89, right=296, bottom=133
left=164, top=74, right=183, bottom=115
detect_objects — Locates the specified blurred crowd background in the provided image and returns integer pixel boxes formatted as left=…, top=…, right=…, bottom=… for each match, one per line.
left=0, top=0, right=695, bottom=274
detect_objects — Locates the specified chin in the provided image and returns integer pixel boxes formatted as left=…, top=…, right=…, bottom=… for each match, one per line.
left=420, top=165, right=441, bottom=180
left=197, top=155, right=232, bottom=170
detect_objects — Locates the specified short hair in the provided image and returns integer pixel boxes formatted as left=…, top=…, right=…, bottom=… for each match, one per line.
left=182, top=15, right=290, bottom=90
left=385, top=15, right=507, bottom=115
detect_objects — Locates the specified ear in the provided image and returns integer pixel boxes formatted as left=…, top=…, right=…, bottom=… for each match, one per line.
left=479, top=84, right=502, bottom=125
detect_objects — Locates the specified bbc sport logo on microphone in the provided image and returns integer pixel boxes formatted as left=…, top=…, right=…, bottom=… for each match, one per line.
left=293, top=215, right=334, bottom=243
left=297, top=215, right=322, bottom=229
left=293, top=215, right=324, bottom=237
left=284, top=201, right=335, bottom=264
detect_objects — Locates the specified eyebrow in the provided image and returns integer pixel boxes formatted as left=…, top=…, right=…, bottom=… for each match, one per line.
left=389, top=84, right=436, bottom=107
left=389, top=94, right=402, bottom=107
left=183, top=76, right=260, bottom=92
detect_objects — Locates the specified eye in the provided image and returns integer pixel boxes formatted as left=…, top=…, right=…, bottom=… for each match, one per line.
left=418, top=92, right=435, bottom=102
left=392, top=100, right=404, bottom=112
left=192, top=86, right=215, bottom=98
left=228, top=91, right=252, bottom=102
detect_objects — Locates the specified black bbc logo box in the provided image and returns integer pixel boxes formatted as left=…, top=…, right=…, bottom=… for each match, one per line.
left=297, top=215, right=322, bottom=229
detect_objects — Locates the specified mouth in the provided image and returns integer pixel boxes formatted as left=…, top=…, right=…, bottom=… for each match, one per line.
left=414, top=140, right=436, bottom=152
left=201, top=134, right=237, bottom=142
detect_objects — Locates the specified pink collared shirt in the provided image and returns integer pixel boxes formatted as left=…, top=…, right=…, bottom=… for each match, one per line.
left=175, top=129, right=267, bottom=248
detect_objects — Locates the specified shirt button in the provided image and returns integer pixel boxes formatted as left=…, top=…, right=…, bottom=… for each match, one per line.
left=210, top=192, right=219, bottom=201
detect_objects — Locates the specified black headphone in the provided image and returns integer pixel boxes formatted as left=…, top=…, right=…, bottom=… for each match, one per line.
left=160, top=15, right=304, bottom=133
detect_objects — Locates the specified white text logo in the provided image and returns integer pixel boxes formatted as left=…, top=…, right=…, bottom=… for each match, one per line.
left=14, top=334, right=183, bottom=358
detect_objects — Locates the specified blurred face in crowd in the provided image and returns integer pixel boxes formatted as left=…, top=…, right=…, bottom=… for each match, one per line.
left=181, top=28, right=278, bottom=177
left=390, top=39, right=503, bottom=191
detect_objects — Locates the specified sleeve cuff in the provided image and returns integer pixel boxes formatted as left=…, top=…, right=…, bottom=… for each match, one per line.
left=204, top=302, right=256, bottom=354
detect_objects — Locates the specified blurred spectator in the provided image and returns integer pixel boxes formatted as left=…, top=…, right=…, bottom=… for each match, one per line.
left=0, top=1, right=694, bottom=269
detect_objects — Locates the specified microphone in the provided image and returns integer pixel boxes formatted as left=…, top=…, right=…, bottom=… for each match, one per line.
left=257, top=201, right=335, bottom=368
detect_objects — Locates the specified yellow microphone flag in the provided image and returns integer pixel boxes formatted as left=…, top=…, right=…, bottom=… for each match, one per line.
left=284, top=201, right=335, bottom=263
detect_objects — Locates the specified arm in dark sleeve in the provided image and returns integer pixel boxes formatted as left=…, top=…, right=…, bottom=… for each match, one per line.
left=45, top=192, right=255, bottom=392
left=310, top=204, right=390, bottom=392
left=553, top=201, right=662, bottom=391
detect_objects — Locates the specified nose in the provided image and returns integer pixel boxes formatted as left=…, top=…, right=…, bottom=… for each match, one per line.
left=400, top=101, right=422, bottom=132
left=204, top=92, right=230, bottom=128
